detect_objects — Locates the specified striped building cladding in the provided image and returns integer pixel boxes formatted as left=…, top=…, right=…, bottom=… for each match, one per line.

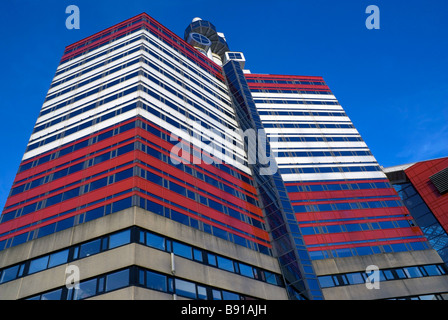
left=0, top=13, right=270, bottom=255
left=245, top=73, right=429, bottom=260
left=1, top=12, right=447, bottom=300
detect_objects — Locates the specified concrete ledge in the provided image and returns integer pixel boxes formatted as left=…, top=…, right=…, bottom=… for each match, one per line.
left=313, top=249, right=444, bottom=276
left=322, top=275, right=448, bottom=300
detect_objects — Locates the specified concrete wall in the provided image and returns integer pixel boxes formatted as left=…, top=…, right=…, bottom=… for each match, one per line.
left=0, top=206, right=288, bottom=300
left=313, top=250, right=448, bottom=300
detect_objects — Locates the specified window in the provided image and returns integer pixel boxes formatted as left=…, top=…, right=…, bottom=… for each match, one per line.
left=207, top=253, right=217, bottom=266
left=79, top=239, right=102, bottom=258
left=318, top=275, right=334, bottom=288
left=193, top=248, right=203, bottom=262
left=172, top=241, right=192, bottom=259
left=48, top=250, right=69, bottom=268
left=145, top=232, right=165, bottom=250
left=146, top=270, right=167, bottom=292
left=175, top=279, right=196, bottom=299
left=345, top=273, right=364, bottom=285
left=106, top=269, right=129, bottom=292
left=73, top=278, right=98, bottom=300
left=28, top=256, right=50, bottom=274
left=222, top=291, right=240, bottom=300
left=108, top=230, right=131, bottom=249
left=404, top=267, right=423, bottom=278
left=239, top=263, right=255, bottom=278
left=217, top=256, right=235, bottom=272
left=197, top=286, right=207, bottom=300
left=0, top=265, right=21, bottom=283
left=41, top=289, right=63, bottom=300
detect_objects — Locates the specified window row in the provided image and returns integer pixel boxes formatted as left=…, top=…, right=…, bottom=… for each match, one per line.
left=38, top=70, right=139, bottom=131
left=54, top=34, right=142, bottom=79
left=136, top=118, right=251, bottom=186
left=51, top=43, right=141, bottom=89
left=44, top=57, right=140, bottom=103
left=263, top=122, right=354, bottom=129
left=253, top=99, right=339, bottom=106
left=318, top=263, right=448, bottom=289
left=140, top=69, right=235, bottom=130
left=279, top=165, right=381, bottom=175
left=45, top=52, right=233, bottom=137
left=138, top=228, right=282, bottom=286
left=250, top=89, right=332, bottom=95
left=21, top=117, right=251, bottom=195
left=293, top=199, right=403, bottom=214
left=299, top=218, right=414, bottom=236
left=271, top=135, right=363, bottom=143
left=0, top=194, right=134, bottom=251
left=62, top=16, right=146, bottom=56
left=247, top=79, right=325, bottom=86
left=137, top=192, right=271, bottom=255
left=26, top=93, right=138, bottom=152
left=389, top=293, right=448, bottom=300
left=258, top=110, right=346, bottom=117
left=285, top=180, right=391, bottom=193
left=19, top=119, right=136, bottom=173
left=135, top=162, right=263, bottom=228
left=16, top=123, right=256, bottom=212
left=12, top=140, right=136, bottom=197
left=62, top=18, right=222, bottom=76
left=25, top=266, right=257, bottom=300
left=1, top=226, right=280, bottom=289
left=309, top=241, right=430, bottom=261
left=276, top=150, right=372, bottom=158
left=15, top=137, right=134, bottom=191
left=2, top=167, right=134, bottom=223
left=0, top=228, right=131, bottom=285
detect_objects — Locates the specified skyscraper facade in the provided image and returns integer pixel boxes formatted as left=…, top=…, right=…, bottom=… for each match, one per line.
left=0, top=13, right=447, bottom=300
left=384, top=157, right=448, bottom=267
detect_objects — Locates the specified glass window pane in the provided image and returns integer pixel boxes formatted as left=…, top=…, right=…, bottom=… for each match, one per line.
left=0, top=265, right=20, bottom=283
left=108, top=230, right=131, bottom=249
left=217, top=256, right=234, bottom=272
left=419, top=294, right=438, bottom=300
left=74, top=278, right=97, bottom=300
left=212, top=289, right=222, bottom=300
left=28, top=256, right=49, bottom=274
left=79, top=239, right=102, bottom=258
left=48, top=250, right=69, bottom=268
left=239, top=263, right=255, bottom=278
left=265, top=271, right=279, bottom=285
left=222, top=290, right=240, bottom=300
left=106, top=269, right=129, bottom=292
left=173, top=241, right=192, bottom=259
left=146, top=270, right=167, bottom=292
left=319, top=275, right=335, bottom=288
left=395, top=269, right=407, bottom=279
left=404, top=267, right=423, bottom=278
left=207, top=253, right=217, bottom=266
left=41, top=288, right=63, bottom=300
left=197, top=286, right=207, bottom=300
left=424, top=265, right=442, bottom=276
left=345, top=272, right=364, bottom=285
left=193, top=248, right=203, bottom=262
left=175, top=279, right=196, bottom=299
left=146, top=232, right=165, bottom=250
left=383, top=270, right=395, bottom=280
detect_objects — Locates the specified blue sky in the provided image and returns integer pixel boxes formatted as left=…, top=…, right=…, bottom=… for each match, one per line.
left=0, top=0, right=447, bottom=211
